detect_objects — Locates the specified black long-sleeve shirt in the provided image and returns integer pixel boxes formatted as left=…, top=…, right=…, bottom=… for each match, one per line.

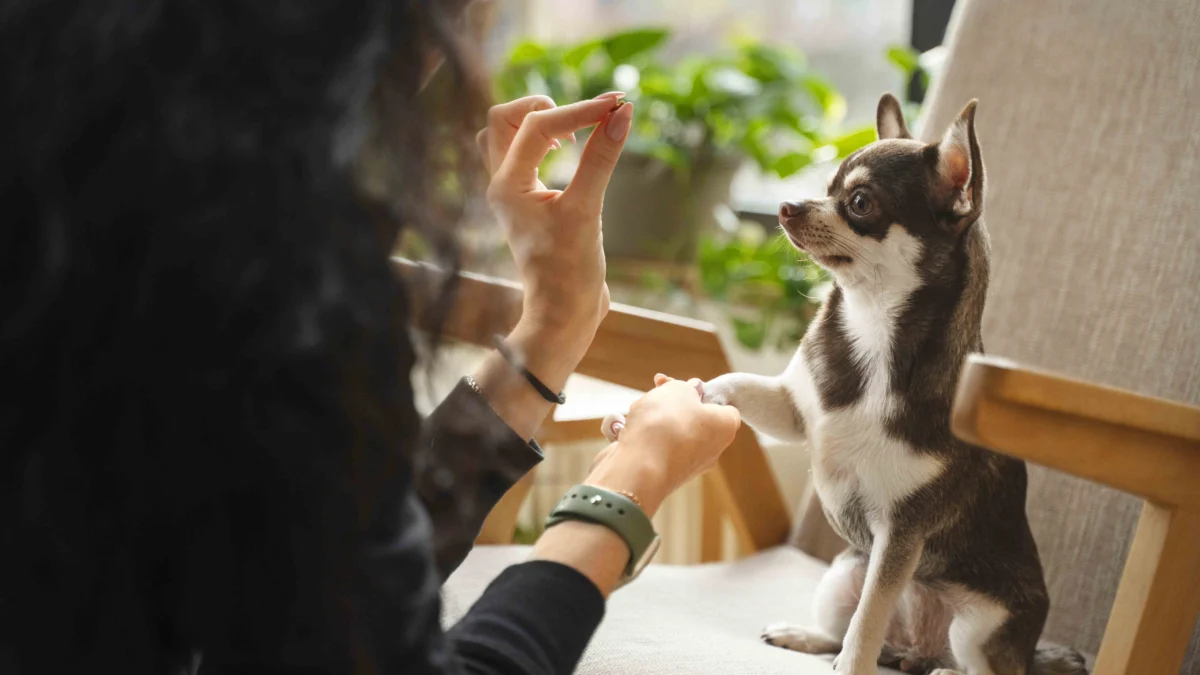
left=383, top=381, right=606, bottom=674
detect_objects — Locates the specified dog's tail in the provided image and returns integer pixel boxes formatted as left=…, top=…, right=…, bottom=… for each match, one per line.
left=1032, top=645, right=1089, bottom=675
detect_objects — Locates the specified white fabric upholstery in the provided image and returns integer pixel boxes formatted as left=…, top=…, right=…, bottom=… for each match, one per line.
left=443, top=545, right=904, bottom=675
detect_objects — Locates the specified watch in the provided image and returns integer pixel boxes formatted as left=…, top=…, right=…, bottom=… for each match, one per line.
left=544, top=484, right=661, bottom=587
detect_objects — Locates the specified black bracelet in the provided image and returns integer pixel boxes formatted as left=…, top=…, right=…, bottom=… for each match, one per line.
left=492, top=334, right=567, bottom=405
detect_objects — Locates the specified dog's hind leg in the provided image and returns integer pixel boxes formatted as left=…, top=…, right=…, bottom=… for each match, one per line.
left=762, top=550, right=865, bottom=654
left=944, top=589, right=1050, bottom=675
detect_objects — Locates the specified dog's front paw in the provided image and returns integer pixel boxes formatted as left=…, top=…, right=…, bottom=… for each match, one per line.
left=760, top=623, right=840, bottom=654
left=699, top=375, right=736, bottom=407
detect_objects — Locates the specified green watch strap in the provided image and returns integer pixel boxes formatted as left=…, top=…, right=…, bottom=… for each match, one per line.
left=544, top=484, right=658, bottom=579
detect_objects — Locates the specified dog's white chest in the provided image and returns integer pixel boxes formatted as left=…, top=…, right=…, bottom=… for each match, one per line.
left=798, top=286, right=944, bottom=527
left=808, top=394, right=942, bottom=526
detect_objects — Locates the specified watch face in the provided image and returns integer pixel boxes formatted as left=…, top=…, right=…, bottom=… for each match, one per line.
left=631, top=535, right=662, bottom=578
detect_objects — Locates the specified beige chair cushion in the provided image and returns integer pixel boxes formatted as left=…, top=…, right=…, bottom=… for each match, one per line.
left=443, top=545, right=904, bottom=675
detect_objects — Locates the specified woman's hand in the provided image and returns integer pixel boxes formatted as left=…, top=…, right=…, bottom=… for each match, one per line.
left=477, top=93, right=632, bottom=357
left=468, top=94, right=633, bottom=442
left=585, top=375, right=742, bottom=517
left=530, top=374, right=740, bottom=596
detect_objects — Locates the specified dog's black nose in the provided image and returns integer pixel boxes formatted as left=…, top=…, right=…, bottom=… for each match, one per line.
left=779, top=201, right=805, bottom=219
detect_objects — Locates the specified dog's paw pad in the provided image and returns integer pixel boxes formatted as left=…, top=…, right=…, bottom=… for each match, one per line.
left=760, top=623, right=839, bottom=654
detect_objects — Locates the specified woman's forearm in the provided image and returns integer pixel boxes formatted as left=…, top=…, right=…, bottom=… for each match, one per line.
left=471, top=318, right=592, bottom=441
left=529, top=520, right=628, bottom=597
left=529, top=441, right=671, bottom=598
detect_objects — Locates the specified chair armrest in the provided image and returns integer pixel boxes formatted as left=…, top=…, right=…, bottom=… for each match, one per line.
left=951, top=354, right=1200, bottom=508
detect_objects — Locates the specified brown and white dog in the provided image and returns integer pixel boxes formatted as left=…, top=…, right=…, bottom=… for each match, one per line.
left=698, top=96, right=1087, bottom=675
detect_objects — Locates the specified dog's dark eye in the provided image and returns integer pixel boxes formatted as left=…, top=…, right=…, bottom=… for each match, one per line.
left=849, top=190, right=873, bottom=217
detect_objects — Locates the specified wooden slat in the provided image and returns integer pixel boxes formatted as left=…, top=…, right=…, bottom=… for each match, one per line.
left=398, top=260, right=793, bottom=552
left=700, top=473, right=725, bottom=562
left=1094, top=504, right=1200, bottom=675
left=952, top=355, right=1200, bottom=509
left=707, top=426, right=792, bottom=553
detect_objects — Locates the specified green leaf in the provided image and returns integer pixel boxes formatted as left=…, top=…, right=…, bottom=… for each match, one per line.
left=772, top=151, right=813, bottom=178
left=508, top=40, right=549, bottom=66
left=646, top=143, right=689, bottom=172
left=602, top=28, right=670, bottom=63
left=564, top=40, right=603, bottom=69
left=803, top=75, right=847, bottom=123
left=705, top=67, right=761, bottom=98
left=826, top=125, right=877, bottom=158
left=738, top=43, right=804, bottom=83
left=638, top=71, right=675, bottom=97
left=732, top=317, right=769, bottom=350
left=886, top=45, right=921, bottom=78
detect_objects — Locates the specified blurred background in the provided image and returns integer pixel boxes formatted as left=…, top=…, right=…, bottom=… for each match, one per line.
left=414, top=0, right=957, bottom=562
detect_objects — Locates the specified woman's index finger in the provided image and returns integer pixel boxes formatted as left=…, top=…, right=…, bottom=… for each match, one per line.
left=494, top=97, right=624, bottom=190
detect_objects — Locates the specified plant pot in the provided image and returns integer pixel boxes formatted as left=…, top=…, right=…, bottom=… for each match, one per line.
left=601, top=151, right=742, bottom=264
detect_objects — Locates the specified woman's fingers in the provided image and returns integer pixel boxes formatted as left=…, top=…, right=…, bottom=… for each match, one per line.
left=601, top=413, right=626, bottom=443
left=654, top=374, right=703, bottom=399
left=484, top=95, right=556, bottom=174
left=564, top=102, right=633, bottom=212
left=494, top=96, right=627, bottom=194
left=705, top=402, right=742, bottom=431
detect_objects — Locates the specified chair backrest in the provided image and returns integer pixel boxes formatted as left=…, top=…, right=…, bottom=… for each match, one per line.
left=919, top=0, right=1200, bottom=663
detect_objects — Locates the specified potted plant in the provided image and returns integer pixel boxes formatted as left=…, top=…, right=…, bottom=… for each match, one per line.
left=495, top=29, right=857, bottom=263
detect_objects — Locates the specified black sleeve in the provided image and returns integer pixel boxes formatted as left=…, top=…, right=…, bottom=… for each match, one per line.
left=415, top=380, right=544, bottom=580
left=353, top=492, right=603, bottom=675
left=447, top=561, right=605, bottom=675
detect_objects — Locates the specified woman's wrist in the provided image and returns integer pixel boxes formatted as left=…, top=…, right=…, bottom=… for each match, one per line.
left=583, top=442, right=671, bottom=518
left=531, top=519, right=628, bottom=598
left=469, top=315, right=598, bottom=442
left=506, top=317, right=594, bottom=388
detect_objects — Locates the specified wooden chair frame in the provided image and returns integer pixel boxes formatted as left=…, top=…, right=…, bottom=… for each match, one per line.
left=407, top=260, right=1200, bottom=674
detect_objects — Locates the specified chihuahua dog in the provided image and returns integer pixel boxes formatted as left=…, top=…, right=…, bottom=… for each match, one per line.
left=699, top=96, right=1087, bottom=675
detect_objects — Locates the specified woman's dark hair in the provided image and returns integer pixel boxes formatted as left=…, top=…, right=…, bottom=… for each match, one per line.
left=0, top=1, right=485, bottom=671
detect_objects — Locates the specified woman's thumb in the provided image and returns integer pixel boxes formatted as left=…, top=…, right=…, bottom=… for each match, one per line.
left=705, top=402, right=742, bottom=438
left=600, top=412, right=626, bottom=443
left=563, top=102, right=633, bottom=212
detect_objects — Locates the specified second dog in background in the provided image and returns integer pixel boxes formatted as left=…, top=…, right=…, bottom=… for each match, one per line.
left=700, top=95, right=1087, bottom=675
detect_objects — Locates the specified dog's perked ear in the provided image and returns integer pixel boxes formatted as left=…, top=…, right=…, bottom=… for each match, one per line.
left=933, top=99, right=984, bottom=234
left=875, top=93, right=912, bottom=140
